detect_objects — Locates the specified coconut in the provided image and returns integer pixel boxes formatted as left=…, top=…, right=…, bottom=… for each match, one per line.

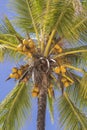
left=23, top=45, right=29, bottom=52
left=17, top=44, right=23, bottom=51
left=61, top=77, right=67, bottom=83
left=18, top=69, right=23, bottom=76
left=64, top=81, right=70, bottom=87
left=32, top=91, right=38, bottom=97
left=53, top=67, right=60, bottom=74
left=28, top=39, right=35, bottom=48
left=23, top=39, right=29, bottom=45
left=12, top=67, right=18, bottom=73
left=60, top=66, right=66, bottom=73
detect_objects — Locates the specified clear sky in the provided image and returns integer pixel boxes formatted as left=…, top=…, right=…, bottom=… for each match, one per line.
left=0, top=1, right=61, bottom=130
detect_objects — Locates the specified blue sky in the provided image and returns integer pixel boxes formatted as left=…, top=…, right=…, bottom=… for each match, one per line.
left=0, top=1, right=61, bottom=130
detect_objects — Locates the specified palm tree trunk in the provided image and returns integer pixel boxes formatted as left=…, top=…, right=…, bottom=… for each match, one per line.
left=37, top=73, right=48, bottom=130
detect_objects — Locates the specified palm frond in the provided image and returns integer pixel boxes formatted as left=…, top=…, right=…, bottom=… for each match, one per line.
left=47, top=95, right=54, bottom=123
left=0, top=16, right=24, bottom=61
left=0, top=47, right=5, bottom=62
left=0, top=16, right=21, bottom=36
left=82, top=0, right=87, bottom=9
left=0, top=41, right=23, bottom=62
left=54, top=46, right=87, bottom=59
left=9, top=0, right=37, bottom=33
left=70, top=52, right=87, bottom=69
left=68, top=14, right=87, bottom=42
left=0, top=16, right=22, bottom=43
left=43, top=0, right=87, bottom=56
left=66, top=77, right=80, bottom=104
left=0, top=83, right=31, bottom=130
left=57, top=93, right=87, bottom=130
left=65, top=72, right=87, bottom=111
left=44, top=0, right=76, bottom=56
left=79, top=73, right=87, bottom=99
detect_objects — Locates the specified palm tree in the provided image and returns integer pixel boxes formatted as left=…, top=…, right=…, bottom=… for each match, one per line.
left=0, top=0, right=87, bottom=130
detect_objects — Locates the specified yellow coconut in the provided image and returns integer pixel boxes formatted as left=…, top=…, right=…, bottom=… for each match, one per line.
left=23, top=45, right=29, bottom=52
left=17, top=44, right=23, bottom=51
left=27, top=52, right=32, bottom=58
left=58, top=48, right=62, bottom=53
left=61, top=77, right=67, bottom=83
left=33, top=87, right=39, bottom=93
left=60, top=66, right=66, bottom=73
left=54, top=44, right=60, bottom=49
left=23, top=39, right=29, bottom=45
left=18, top=69, right=23, bottom=76
left=10, top=73, right=20, bottom=79
left=64, top=81, right=70, bottom=88
left=28, top=39, right=35, bottom=48
left=53, top=67, right=61, bottom=74
left=32, top=85, right=39, bottom=97
left=12, top=67, right=18, bottom=73
left=32, top=91, right=38, bottom=97
left=14, top=73, right=20, bottom=79
left=9, top=73, right=16, bottom=78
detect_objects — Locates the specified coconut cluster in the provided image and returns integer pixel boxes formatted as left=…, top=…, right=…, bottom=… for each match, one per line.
left=6, top=64, right=29, bottom=82
left=53, top=44, right=62, bottom=53
left=32, top=84, right=54, bottom=98
left=53, top=66, right=66, bottom=74
left=53, top=65, right=74, bottom=88
left=17, top=38, right=35, bottom=57
left=32, top=84, right=39, bottom=97
left=7, top=36, right=74, bottom=97
left=61, top=77, right=74, bottom=88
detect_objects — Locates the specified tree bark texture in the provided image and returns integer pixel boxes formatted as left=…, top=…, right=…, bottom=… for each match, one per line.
left=37, top=73, right=48, bottom=130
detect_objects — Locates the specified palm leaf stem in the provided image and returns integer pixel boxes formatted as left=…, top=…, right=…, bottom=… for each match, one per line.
left=0, top=34, right=17, bottom=37
left=40, top=29, right=44, bottom=53
left=62, top=74, right=74, bottom=83
left=54, top=49, right=87, bottom=59
left=44, top=29, right=56, bottom=56
left=63, top=64, right=84, bottom=73
left=51, top=74, right=57, bottom=83
left=41, top=40, right=44, bottom=54
left=42, top=0, right=51, bottom=36
left=0, top=40, right=17, bottom=47
left=41, top=0, right=51, bottom=53
left=2, top=45, right=17, bottom=51
left=26, top=0, right=40, bottom=44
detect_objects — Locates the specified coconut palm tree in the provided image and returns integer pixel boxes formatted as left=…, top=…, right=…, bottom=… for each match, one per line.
left=0, top=0, right=87, bottom=130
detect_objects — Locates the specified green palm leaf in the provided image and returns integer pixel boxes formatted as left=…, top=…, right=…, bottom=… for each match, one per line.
left=57, top=93, right=87, bottom=130
left=0, top=83, right=31, bottom=130
left=79, top=73, right=87, bottom=99
left=82, top=0, right=87, bottom=9
left=54, top=47, right=87, bottom=59
left=9, top=0, right=38, bottom=32
left=0, top=16, right=24, bottom=61
left=0, top=17, right=21, bottom=36
left=47, top=95, right=54, bottom=123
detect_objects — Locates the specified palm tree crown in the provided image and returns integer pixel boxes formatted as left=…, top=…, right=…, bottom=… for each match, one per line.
left=0, top=0, right=87, bottom=130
